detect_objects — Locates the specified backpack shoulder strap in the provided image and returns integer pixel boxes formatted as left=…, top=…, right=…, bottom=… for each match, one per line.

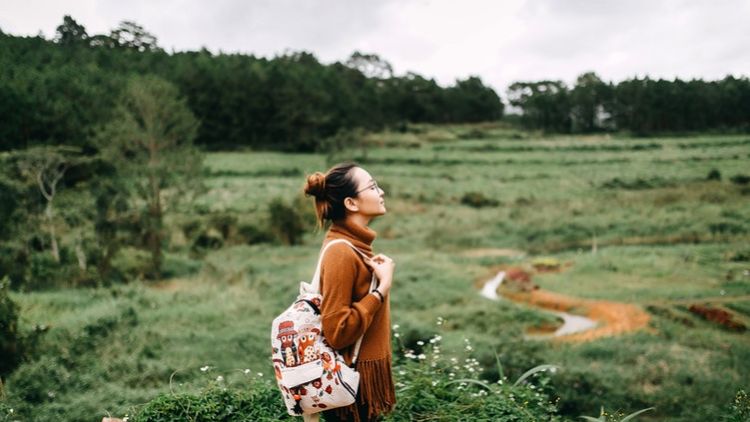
left=304, top=239, right=377, bottom=365
left=308, top=239, right=372, bottom=293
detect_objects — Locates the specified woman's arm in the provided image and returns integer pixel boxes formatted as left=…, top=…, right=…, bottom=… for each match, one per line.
left=319, top=243, right=382, bottom=350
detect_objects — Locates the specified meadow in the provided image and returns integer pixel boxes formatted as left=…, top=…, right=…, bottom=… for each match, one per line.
left=3, top=124, right=750, bottom=421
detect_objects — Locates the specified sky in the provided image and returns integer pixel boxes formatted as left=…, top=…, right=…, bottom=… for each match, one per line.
left=1, top=0, right=748, bottom=95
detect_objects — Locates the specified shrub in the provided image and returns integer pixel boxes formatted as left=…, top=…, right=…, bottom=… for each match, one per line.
left=387, top=330, right=560, bottom=421
left=460, top=192, right=500, bottom=208
left=727, top=249, right=750, bottom=262
left=0, top=403, right=18, bottom=422
left=191, top=228, right=224, bottom=251
left=730, top=174, right=750, bottom=185
left=131, top=380, right=292, bottom=422
left=706, top=168, right=722, bottom=181
left=209, top=213, right=238, bottom=240
left=726, top=389, right=750, bottom=422
left=237, top=223, right=274, bottom=245
left=6, top=356, right=72, bottom=404
left=0, top=277, right=21, bottom=377
left=130, top=326, right=561, bottom=421
left=268, top=197, right=307, bottom=245
left=110, top=247, right=151, bottom=282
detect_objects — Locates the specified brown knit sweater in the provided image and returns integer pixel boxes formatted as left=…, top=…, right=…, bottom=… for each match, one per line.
left=319, top=219, right=396, bottom=421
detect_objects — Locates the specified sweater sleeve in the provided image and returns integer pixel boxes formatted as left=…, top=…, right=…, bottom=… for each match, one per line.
left=319, top=243, right=382, bottom=350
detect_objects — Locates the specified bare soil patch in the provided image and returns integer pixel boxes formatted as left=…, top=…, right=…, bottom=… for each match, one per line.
left=503, top=289, right=652, bottom=342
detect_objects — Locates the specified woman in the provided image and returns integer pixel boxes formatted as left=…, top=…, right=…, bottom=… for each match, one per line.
left=303, top=162, right=396, bottom=422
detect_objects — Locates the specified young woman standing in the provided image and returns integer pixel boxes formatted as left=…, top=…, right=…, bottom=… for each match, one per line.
left=303, top=162, right=396, bottom=422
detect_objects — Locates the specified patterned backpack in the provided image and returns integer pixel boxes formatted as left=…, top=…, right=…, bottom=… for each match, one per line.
left=271, top=239, right=376, bottom=416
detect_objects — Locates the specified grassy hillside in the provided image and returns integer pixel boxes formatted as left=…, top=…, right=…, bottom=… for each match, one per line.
left=3, top=125, right=749, bottom=421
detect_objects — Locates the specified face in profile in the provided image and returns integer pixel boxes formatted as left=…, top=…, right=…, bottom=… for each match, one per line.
left=348, top=167, right=386, bottom=217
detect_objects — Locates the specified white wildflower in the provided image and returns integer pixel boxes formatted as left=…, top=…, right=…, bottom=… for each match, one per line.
left=417, top=354, right=426, bottom=360
left=216, top=375, right=224, bottom=382
left=392, top=324, right=400, bottom=330
left=200, top=365, right=210, bottom=372
left=244, top=369, right=251, bottom=374
left=417, top=341, right=424, bottom=346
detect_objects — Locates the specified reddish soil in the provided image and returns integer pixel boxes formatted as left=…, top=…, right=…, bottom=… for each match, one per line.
left=503, top=288, right=652, bottom=342
left=688, top=304, right=747, bottom=332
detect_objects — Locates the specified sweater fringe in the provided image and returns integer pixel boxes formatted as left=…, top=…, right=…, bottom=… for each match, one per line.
left=332, top=357, right=396, bottom=422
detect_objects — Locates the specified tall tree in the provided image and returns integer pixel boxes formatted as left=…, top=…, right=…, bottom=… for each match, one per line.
left=16, top=146, right=79, bottom=263
left=55, top=15, right=88, bottom=45
left=95, top=75, right=202, bottom=279
left=109, top=21, right=160, bottom=52
left=570, top=72, right=612, bottom=132
left=508, top=80, right=571, bottom=132
left=345, top=51, right=394, bottom=79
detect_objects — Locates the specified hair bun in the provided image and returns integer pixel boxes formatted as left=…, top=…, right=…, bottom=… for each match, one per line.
left=304, top=172, right=327, bottom=199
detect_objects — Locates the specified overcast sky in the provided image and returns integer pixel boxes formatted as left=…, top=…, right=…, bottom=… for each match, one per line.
left=2, top=0, right=748, bottom=95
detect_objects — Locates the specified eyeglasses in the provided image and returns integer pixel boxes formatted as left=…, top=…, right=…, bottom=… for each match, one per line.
left=355, top=180, right=380, bottom=195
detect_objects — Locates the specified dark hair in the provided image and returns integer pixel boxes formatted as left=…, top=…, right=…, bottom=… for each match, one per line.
left=303, top=162, right=359, bottom=228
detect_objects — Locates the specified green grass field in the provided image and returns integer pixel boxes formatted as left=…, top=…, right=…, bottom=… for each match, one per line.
left=4, top=125, right=750, bottom=421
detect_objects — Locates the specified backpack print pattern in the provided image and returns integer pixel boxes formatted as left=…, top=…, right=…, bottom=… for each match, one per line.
left=270, top=239, right=374, bottom=416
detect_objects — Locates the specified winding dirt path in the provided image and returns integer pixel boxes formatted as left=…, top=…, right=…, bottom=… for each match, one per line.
left=503, top=289, right=652, bottom=342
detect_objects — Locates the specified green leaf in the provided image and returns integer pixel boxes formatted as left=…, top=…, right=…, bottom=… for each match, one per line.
left=513, top=364, right=560, bottom=386
left=620, top=407, right=655, bottom=421
left=444, top=378, right=492, bottom=391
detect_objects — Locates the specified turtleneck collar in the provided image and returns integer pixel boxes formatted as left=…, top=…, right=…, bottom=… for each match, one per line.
left=325, top=218, right=376, bottom=257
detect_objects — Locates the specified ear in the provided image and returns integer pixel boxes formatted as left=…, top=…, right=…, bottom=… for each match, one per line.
left=344, top=196, right=359, bottom=213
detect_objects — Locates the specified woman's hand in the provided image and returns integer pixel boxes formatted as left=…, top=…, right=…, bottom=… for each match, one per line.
left=364, top=254, right=395, bottom=295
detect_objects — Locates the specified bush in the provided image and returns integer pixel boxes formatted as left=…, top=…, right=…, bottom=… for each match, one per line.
left=268, top=197, right=307, bottom=245
left=730, top=174, right=750, bottom=185
left=191, top=228, right=224, bottom=251
left=236, top=223, right=274, bottom=245
left=110, top=247, right=151, bottom=282
left=707, top=168, right=722, bottom=181
left=0, top=403, right=18, bottom=422
left=387, top=331, right=559, bottom=421
left=130, top=332, right=561, bottom=422
left=209, top=213, right=238, bottom=240
left=0, top=277, right=21, bottom=377
left=726, top=389, right=750, bottom=422
left=460, top=192, right=500, bottom=208
left=131, top=379, right=292, bottom=422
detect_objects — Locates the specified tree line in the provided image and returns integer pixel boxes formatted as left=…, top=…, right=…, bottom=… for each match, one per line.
left=0, top=16, right=503, bottom=153
left=508, top=72, right=750, bottom=134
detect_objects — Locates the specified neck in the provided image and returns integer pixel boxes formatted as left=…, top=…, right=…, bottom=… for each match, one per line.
left=347, top=213, right=372, bottom=228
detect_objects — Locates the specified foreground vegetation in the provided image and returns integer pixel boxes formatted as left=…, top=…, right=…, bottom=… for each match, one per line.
left=1, top=125, right=749, bottom=420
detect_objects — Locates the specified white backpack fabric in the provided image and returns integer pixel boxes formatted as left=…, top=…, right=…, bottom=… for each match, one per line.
left=271, top=239, right=376, bottom=416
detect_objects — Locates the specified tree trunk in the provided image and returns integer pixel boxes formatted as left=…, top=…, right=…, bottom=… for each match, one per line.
left=45, top=203, right=60, bottom=263
left=75, top=236, right=87, bottom=271
left=147, top=170, right=163, bottom=280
